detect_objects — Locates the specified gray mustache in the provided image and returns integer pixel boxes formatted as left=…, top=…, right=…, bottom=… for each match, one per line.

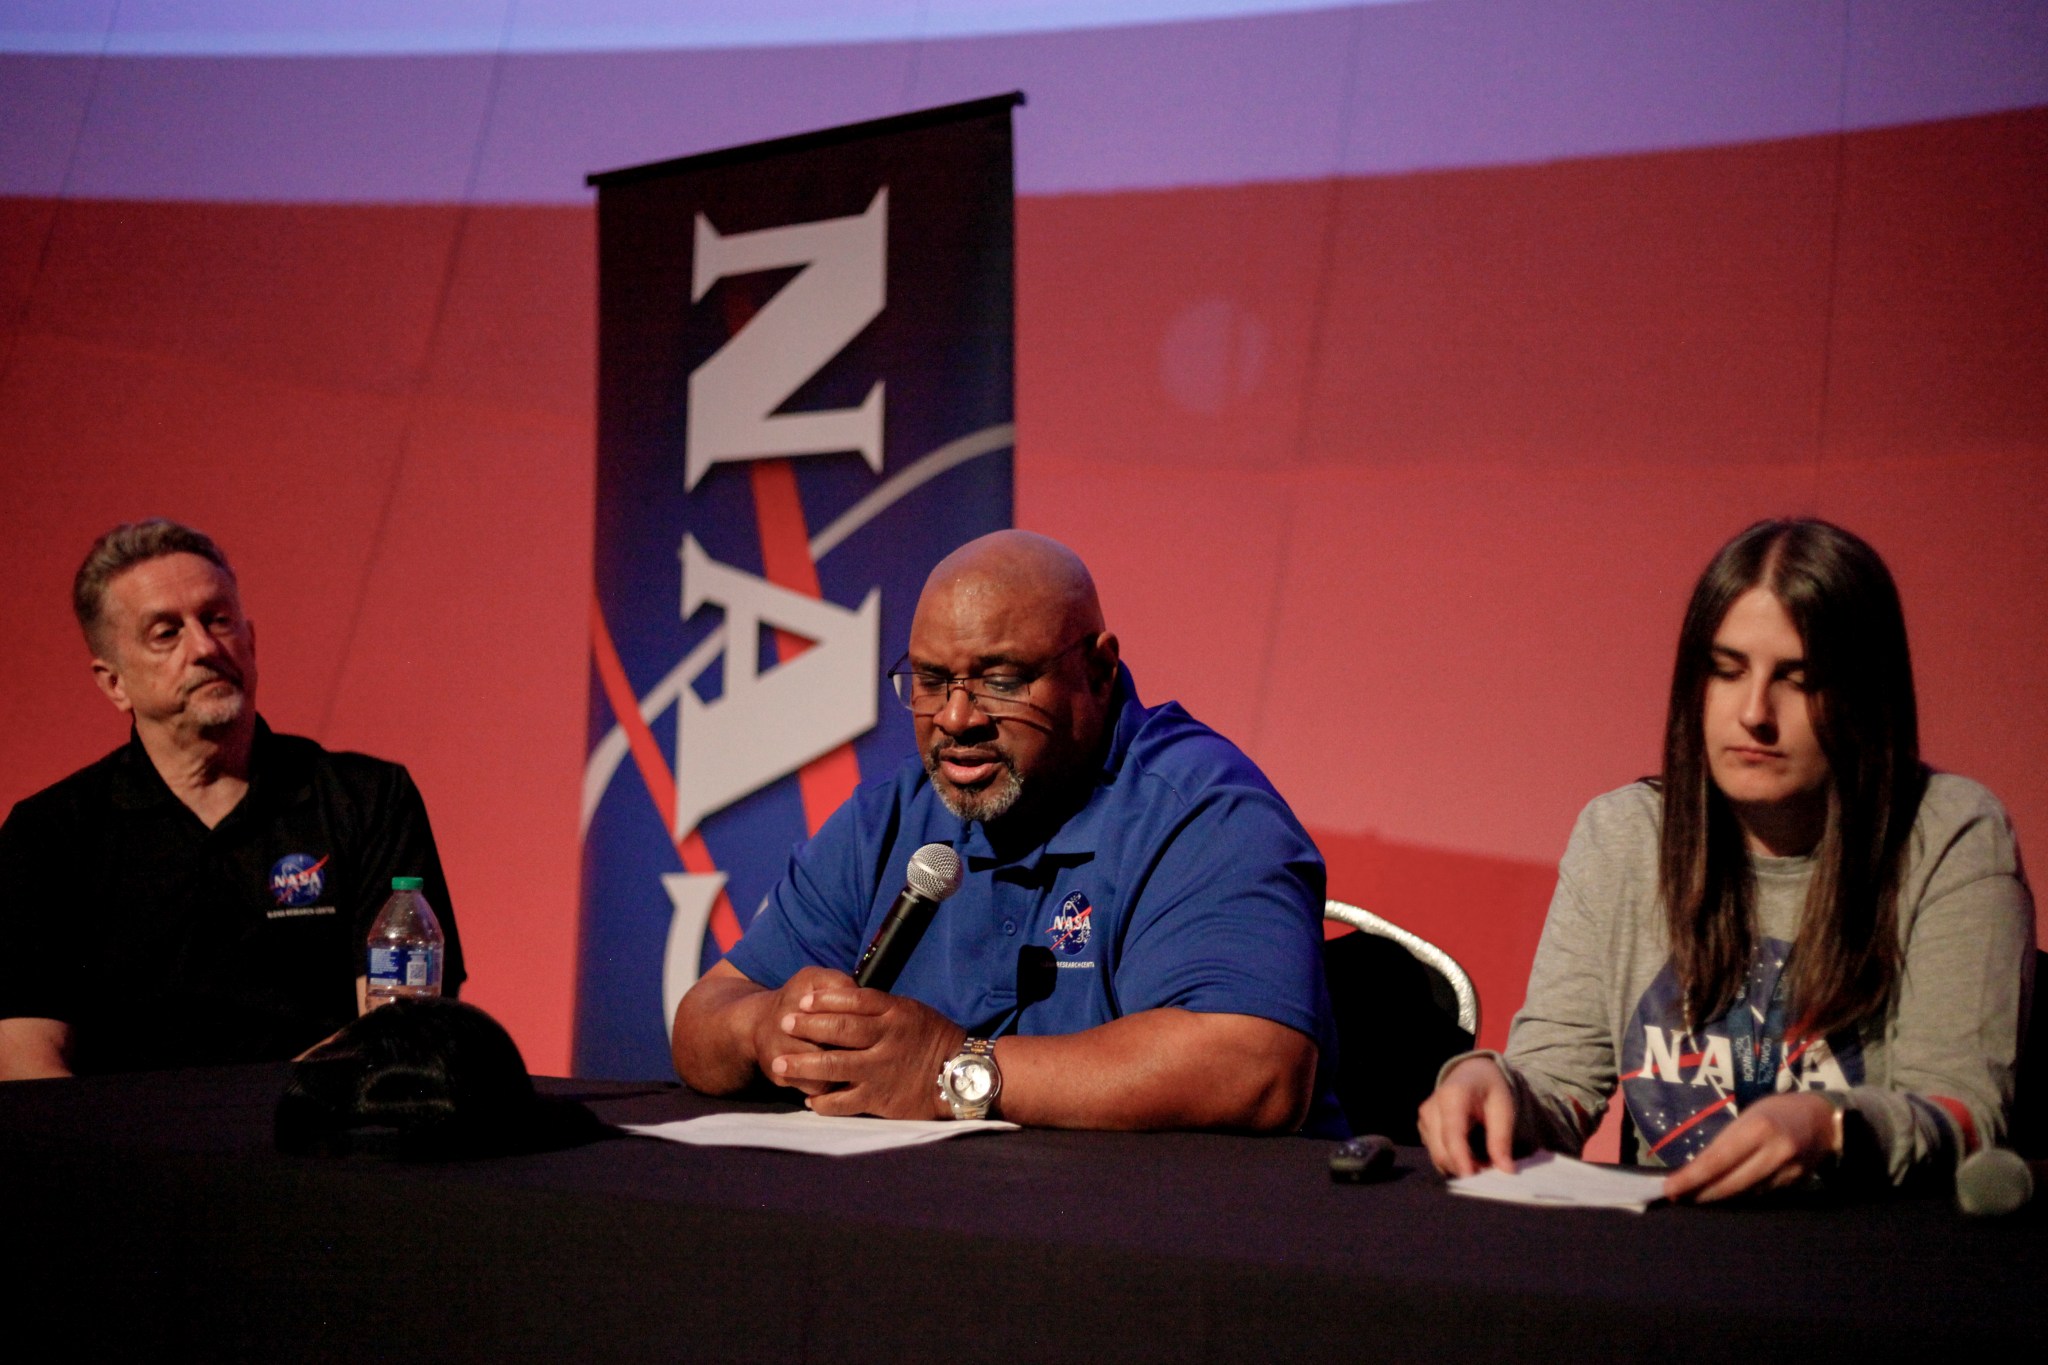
left=183, top=664, right=244, bottom=694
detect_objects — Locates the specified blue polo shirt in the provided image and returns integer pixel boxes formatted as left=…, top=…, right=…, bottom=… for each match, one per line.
left=727, top=666, right=1343, bottom=1136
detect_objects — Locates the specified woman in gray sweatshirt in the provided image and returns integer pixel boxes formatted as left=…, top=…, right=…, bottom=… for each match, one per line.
left=1420, top=518, right=2034, bottom=1199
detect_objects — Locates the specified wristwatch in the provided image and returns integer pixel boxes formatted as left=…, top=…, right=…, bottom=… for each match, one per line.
left=1812, top=1089, right=1868, bottom=1187
left=937, top=1038, right=1002, bottom=1120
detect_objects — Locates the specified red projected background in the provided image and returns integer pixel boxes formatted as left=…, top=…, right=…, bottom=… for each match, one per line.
left=3, top=6, right=2043, bottom=1143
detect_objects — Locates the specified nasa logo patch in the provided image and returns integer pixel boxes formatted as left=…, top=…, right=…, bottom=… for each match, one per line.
left=269, top=853, right=330, bottom=907
left=1048, top=891, right=1093, bottom=955
left=1617, top=937, right=1862, bottom=1167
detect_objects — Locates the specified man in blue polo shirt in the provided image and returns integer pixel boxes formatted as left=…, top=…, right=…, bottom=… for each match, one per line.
left=671, top=530, right=1340, bottom=1134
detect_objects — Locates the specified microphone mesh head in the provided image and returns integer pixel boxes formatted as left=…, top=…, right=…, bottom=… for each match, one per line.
left=1957, top=1147, right=2033, bottom=1217
left=906, top=843, right=964, bottom=900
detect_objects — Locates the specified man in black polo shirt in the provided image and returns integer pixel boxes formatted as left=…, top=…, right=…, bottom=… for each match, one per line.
left=0, top=520, right=463, bottom=1078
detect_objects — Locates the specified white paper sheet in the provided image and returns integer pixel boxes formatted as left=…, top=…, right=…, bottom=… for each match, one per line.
left=1447, top=1151, right=1668, bottom=1212
left=622, top=1110, right=1020, bottom=1156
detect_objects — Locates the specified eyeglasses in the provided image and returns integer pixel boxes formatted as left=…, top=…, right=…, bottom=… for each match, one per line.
left=888, top=634, right=1097, bottom=716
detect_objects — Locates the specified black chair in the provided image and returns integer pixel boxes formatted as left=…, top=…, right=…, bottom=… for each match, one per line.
left=1321, top=899, right=1480, bottom=1143
left=2011, top=947, right=2047, bottom=1160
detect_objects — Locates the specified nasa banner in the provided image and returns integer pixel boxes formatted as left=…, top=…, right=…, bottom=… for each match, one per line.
left=575, top=96, right=1020, bottom=1078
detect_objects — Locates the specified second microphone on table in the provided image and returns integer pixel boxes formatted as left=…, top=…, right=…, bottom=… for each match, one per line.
left=853, top=843, right=965, bottom=991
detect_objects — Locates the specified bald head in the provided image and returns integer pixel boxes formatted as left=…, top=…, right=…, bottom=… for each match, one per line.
left=908, top=531, right=1120, bottom=828
left=918, top=530, right=1105, bottom=641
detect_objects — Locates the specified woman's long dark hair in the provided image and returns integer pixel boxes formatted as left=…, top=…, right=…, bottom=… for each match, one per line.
left=1658, top=518, right=1925, bottom=1038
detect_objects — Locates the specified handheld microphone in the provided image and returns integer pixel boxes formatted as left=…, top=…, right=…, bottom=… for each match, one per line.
left=853, top=844, right=964, bottom=991
left=1956, top=1147, right=2037, bottom=1217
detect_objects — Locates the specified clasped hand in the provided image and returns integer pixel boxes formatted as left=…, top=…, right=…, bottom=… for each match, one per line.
left=751, top=966, right=967, bottom=1120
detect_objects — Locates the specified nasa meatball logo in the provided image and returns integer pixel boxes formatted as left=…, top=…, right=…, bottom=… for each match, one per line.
left=269, top=853, right=330, bottom=907
left=1617, top=936, right=1861, bottom=1166
left=1048, top=891, right=1093, bottom=955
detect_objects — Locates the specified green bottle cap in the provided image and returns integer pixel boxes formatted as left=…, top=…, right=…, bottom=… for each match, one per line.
left=391, top=876, right=425, bottom=891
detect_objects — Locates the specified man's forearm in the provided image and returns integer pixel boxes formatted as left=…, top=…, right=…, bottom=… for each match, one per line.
left=990, top=1009, right=1316, bottom=1133
left=670, top=968, right=774, bottom=1095
left=0, top=1017, right=73, bottom=1081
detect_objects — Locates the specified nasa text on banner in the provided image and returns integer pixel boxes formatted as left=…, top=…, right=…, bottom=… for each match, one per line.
left=576, top=97, right=1020, bottom=1079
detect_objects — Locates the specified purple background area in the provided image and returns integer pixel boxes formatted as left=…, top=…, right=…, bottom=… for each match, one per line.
left=3, top=0, right=2042, bottom=205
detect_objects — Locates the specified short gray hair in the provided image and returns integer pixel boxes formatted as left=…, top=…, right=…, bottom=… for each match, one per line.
left=74, top=519, right=237, bottom=650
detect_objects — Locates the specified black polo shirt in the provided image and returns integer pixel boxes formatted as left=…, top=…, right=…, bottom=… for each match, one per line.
left=0, top=719, right=464, bottom=1073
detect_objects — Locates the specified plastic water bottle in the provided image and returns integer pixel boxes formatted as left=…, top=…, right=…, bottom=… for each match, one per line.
left=365, top=875, right=445, bottom=1008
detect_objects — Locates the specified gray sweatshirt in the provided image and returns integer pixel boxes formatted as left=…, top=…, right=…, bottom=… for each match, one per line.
left=1488, top=774, right=2034, bottom=1185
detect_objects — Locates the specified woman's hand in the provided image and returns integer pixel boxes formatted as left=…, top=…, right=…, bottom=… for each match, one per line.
left=1662, top=1091, right=1840, bottom=1202
left=1417, top=1056, right=1518, bottom=1177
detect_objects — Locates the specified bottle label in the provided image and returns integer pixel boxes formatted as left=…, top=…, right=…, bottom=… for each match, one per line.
left=368, top=945, right=443, bottom=990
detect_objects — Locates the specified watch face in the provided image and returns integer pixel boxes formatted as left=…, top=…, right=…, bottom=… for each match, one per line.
left=951, top=1059, right=994, bottom=1105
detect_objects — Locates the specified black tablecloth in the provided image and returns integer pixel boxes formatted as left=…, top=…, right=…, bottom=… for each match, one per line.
left=3, top=1065, right=2041, bottom=1363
